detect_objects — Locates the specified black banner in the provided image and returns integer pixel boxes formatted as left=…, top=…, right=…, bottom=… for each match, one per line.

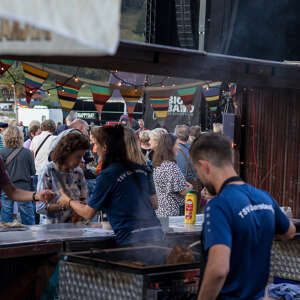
left=144, top=88, right=202, bottom=132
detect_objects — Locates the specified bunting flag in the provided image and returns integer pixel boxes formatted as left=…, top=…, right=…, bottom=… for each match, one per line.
left=203, top=82, right=222, bottom=102
left=203, top=82, right=222, bottom=113
left=22, top=63, right=49, bottom=106
left=177, top=87, right=197, bottom=111
left=56, top=76, right=82, bottom=111
left=149, top=90, right=171, bottom=124
left=89, top=85, right=112, bottom=114
left=0, top=59, right=14, bottom=77
left=120, top=89, right=143, bottom=123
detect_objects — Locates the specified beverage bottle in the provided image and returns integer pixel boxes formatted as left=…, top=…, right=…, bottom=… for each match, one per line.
left=184, top=190, right=197, bottom=224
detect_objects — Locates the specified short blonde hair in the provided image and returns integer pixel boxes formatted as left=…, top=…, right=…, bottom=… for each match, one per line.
left=149, top=128, right=168, bottom=144
left=213, top=123, right=223, bottom=134
left=139, top=130, right=151, bottom=144
left=29, top=120, right=41, bottom=131
left=8, top=119, right=17, bottom=127
left=3, top=126, right=24, bottom=148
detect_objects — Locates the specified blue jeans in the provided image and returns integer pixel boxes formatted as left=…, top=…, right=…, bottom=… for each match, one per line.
left=1, top=192, right=35, bottom=225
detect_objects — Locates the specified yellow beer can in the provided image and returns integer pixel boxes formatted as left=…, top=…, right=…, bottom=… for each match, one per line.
left=184, top=190, right=197, bottom=224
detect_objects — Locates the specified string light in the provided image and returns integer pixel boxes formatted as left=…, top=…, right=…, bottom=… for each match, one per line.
left=3, top=67, right=216, bottom=107
left=4, top=68, right=80, bottom=104
left=111, top=72, right=168, bottom=88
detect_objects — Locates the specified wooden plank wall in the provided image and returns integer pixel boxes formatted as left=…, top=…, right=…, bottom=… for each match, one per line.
left=238, top=87, right=300, bottom=217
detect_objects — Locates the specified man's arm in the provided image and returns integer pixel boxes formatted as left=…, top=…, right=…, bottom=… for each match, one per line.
left=57, top=190, right=96, bottom=220
left=198, top=244, right=230, bottom=300
left=70, top=200, right=96, bottom=220
left=150, top=195, right=158, bottom=210
left=2, top=184, right=55, bottom=203
left=278, top=221, right=296, bottom=240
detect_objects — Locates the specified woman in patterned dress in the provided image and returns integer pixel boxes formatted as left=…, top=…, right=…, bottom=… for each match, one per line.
left=36, top=132, right=90, bottom=224
left=152, top=134, right=192, bottom=217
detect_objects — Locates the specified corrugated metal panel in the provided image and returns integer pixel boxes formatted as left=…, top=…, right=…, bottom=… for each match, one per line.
left=240, top=88, right=300, bottom=217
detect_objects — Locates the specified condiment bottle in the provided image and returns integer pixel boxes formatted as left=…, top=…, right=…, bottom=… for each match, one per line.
left=185, top=190, right=197, bottom=224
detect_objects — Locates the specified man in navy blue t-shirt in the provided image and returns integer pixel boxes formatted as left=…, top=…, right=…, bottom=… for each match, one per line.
left=189, top=133, right=295, bottom=300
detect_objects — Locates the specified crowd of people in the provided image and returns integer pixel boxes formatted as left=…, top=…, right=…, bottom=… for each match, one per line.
left=0, top=113, right=296, bottom=299
left=0, top=115, right=204, bottom=227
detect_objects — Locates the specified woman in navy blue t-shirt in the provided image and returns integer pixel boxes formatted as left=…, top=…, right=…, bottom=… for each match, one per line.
left=57, top=125, right=163, bottom=246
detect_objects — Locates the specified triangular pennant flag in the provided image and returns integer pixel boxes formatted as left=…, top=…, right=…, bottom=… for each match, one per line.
left=177, top=87, right=197, bottom=111
left=22, top=63, right=49, bottom=106
left=203, top=82, right=222, bottom=102
left=149, top=90, right=171, bottom=124
left=56, top=76, right=82, bottom=111
left=90, top=85, right=112, bottom=115
left=120, top=89, right=143, bottom=123
left=0, top=59, right=14, bottom=77
left=203, top=82, right=222, bottom=113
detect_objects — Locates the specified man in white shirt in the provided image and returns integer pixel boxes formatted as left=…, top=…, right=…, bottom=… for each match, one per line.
left=30, top=120, right=56, bottom=177
left=48, top=119, right=89, bottom=159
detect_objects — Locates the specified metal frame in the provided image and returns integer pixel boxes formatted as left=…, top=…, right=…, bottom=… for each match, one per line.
left=2, top=40, right=300, bottom=89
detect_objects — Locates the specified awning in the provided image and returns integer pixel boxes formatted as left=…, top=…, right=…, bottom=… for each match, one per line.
left=0, top=0, right=121, bottom=56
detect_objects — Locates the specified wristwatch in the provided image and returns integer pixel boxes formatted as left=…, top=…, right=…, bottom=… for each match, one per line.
left=32, top=192, right=37, bottom=201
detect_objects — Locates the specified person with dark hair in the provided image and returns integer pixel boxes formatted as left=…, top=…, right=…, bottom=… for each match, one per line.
left=23, top=125, right=41, bottom=149
left=36, top=133, right=89, bottom=224
left=190, top=133, right=295, bottom=300
left=0, top=122, right=8, bottom=149
left=49, top=119, right=89, bottom=155
left=152, top=134, right=192, bottom=217
left=57, top=125, right=163, bottom=246
left=30, top=120, right=56, bottom=178
left=188, top=125, right=201, bottom=144
left=55, top=112, right=77, bottom=135
left=174, top=124, right=196, bottom=182
left=119, top=114, right=129, bottom=126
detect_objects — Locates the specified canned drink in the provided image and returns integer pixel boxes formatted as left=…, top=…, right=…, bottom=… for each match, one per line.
left=184, top=190, right=197, bottom=224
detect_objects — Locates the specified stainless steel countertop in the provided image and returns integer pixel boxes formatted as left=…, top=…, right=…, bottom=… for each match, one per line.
left=0, top=223, right=114, bottom=247
left=0, top=215, right=204, bottom=248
